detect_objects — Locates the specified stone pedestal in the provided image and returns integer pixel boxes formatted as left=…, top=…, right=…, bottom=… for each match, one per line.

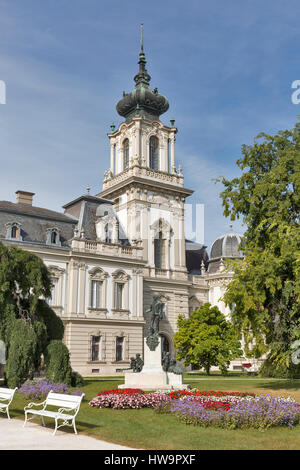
left=119, top=337, right=189, bottom=391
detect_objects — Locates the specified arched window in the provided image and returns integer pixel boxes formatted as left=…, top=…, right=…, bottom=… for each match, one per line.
left=51, top=231, right=57, bottom=244
left=46, top=228, right=61, bottom=246
left=5, top=222, right=22, bottom=241
left=11, top=225, right=19, bottom=239
left=154, top=221, right=165, bottom=268
left=149, top=136, right=159, bottom=170
left=105, top=223, right=112, bottom=243
left=123, top=138, right=129, bottom=170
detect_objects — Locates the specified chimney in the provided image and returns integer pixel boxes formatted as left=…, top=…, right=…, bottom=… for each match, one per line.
left=15, top=190, right=35, bottom=206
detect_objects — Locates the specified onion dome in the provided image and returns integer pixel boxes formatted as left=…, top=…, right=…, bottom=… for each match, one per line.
left=208, top=226, right=244, bottom=274
left=116, top=25, right=169, bottom=123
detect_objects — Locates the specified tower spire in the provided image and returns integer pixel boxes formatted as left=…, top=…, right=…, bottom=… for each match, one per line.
left=136, top=23, right=148, bottom=83
left=140, top=23, right=144, bottom=52
left=116, top=25, right=169, bottom=122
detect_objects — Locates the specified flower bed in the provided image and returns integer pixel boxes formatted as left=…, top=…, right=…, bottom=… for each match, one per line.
left=89, top=390, right=169, bottom=409
left=157, top=394, right=300, bottom=430
left=18, top=378, right=83, bottom=400
left=88, top=387, right=300, bottom=429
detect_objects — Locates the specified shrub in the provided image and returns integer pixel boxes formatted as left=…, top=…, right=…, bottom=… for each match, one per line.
left=18, top=378, right=83, bottom=400
left=5, top=320, right=39, bottom=387
left=36, top=300, right=64, bottom=343
left=259, top=358, right=300, bottom=379
left=44, top=340, right=73, bottom=386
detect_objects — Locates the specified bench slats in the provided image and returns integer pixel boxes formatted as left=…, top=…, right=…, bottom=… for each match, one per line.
left=46, top=392, right=83, bottom=409
left=46, top=399, right=79, bottom=409
left=0, top=388, right=16, bottom=399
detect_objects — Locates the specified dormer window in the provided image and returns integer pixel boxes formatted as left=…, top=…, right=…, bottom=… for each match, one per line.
left=105, top=223, right=112, bottom=243
left=11, top=225, right=19, bottom=239
left=46, top=228, right=61, bottom=246
left=5, top=222, right=22, bottom=241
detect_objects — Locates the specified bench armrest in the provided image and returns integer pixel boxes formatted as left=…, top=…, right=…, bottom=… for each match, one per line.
left=24, top=400, right=47, bottom=411
left=57, top=406, right=77, bottom=415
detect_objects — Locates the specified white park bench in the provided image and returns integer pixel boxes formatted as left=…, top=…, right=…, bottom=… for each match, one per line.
left=23, top=390, right=85, bottom=435
left=0, top=387, right=18, bottom=419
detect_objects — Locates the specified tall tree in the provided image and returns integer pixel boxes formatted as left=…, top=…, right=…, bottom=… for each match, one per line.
left=0, top=242, right=80, bottom=387
left=174, top=303, right=242, bottom=375
left=216, top=122, right=300, bottom=372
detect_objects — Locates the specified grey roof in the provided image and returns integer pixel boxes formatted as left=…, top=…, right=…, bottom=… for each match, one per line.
left=0, top=201, right=76, bottom=223
left=0, top=200, right=77, bottom=248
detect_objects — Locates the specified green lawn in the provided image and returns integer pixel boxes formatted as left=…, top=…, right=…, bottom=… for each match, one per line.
left=3, top=376, right=300, bottom=450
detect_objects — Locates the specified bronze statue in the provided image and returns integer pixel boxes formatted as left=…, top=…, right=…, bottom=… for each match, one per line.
left=146, top=295, right=165, bottom=335
left=120, top=353, right=144, bottom=373
left=162, top=351, right=182, bottom=375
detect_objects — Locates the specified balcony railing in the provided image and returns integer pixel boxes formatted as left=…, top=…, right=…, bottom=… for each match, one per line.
left=102, top=164, right=184, bottom=190
left=71, top=238, right=144, bottom=259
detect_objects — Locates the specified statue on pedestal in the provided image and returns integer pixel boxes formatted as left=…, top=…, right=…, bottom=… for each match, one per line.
left=145, top=295, right=165, bottom=351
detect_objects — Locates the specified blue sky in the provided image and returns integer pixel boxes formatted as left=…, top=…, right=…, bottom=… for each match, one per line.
left=0, top=0, right=299, bottom=251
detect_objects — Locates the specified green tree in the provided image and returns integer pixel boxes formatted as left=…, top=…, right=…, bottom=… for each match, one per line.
left=44, top=340, right=73, bottom=386
left=0, top=242, right=81, bottom=387
left=5, top=320, right=40, bottom=387
left=216, top=121, right=300, bottom=373
left=174, top=303, right=242, bottom=375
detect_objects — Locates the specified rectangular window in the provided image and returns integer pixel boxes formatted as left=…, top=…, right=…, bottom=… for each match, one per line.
left=48, top=278, right=58, bottom=306
left=115, top=337, right=124, bottom=362
left=154, top=233, right=165, bottom=269
left=115, top=283, right=124, bottom=309
left=90, top=280, right=102, bottom=309
left=91, top=336, right=101, bottom=361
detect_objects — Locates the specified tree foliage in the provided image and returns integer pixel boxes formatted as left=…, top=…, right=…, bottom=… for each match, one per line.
left=0, top=242, right=81, bottom=387
left=44, top=340, right=73, bottom=386
left=174, top=303, right=242, bottom=375
left=216, top=122, right=300, bottom=372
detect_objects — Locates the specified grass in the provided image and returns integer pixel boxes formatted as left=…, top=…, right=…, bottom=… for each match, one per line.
left=3, top=376, right=300, bottom=450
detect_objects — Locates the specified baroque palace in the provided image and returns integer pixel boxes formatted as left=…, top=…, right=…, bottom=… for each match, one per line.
left=0, top=36, right=245, bottom=376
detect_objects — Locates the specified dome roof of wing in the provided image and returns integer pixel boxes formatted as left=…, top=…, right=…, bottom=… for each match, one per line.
left=116, top=26, right=169, bottom=123
left=210, top=228, right=244, bottom=261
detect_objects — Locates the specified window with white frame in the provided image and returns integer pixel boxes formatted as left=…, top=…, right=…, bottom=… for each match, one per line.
left=5, top=222, right=22, bottom=241
left=115, top=336, right=124, bottom=362
left=46, top=228, right=61, bottom=246
left=90, top=280, right=103, bottom=309
left=48, top=278, right=58, bottom=306
left=88, top=267, right=107, bottom=311
left=115, top=282, right=124, bottom=309
left=112, top=270, right=129, bottom=312
left=91, top=335, right=101, bottom=361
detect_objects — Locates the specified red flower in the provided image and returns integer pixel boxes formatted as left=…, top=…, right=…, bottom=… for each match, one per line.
left=166, top=390, right=255, bottom=399
left=97, top=388, right=145, bottom=396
